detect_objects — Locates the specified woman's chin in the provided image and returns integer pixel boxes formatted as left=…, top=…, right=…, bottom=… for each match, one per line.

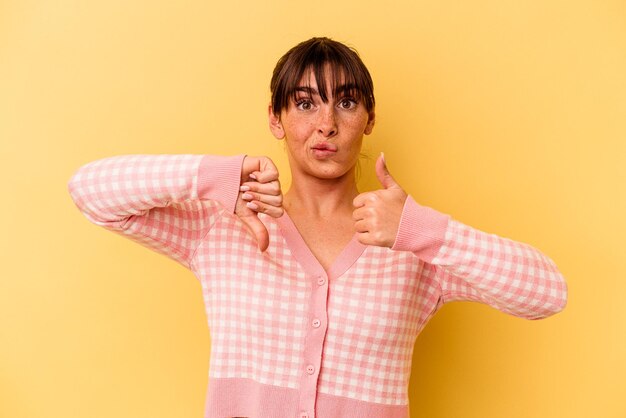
left=307, top=163, right=354, bottom=180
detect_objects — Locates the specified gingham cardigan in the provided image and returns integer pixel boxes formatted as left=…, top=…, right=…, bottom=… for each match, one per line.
left=67, top=154, right=568, bottom=418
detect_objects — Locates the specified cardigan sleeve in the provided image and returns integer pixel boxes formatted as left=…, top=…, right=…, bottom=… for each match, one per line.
left=391, top=195, right=568, bottom=320
left=67, top=154, right=245, bottom=270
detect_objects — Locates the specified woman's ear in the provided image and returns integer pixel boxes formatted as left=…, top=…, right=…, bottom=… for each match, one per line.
left=268, top=104, right=285, bottom=139
left=364, top=109, right=376, bottom=135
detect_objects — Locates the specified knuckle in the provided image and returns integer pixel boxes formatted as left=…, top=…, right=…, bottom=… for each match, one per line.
left=262, top=171, right=277, bottom=182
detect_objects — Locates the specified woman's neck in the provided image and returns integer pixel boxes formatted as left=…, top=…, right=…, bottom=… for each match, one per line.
left=284, top=170, right=359, bottom=218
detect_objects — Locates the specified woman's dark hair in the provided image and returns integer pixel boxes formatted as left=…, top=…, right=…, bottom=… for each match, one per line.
left=270, top=37, right=375, bottom=116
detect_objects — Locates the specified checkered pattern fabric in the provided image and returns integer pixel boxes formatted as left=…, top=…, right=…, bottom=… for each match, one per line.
left=68, top=154, right=568, bottom=417
left=430, top=219, right=567, bottom=320
left=194, top=214, right=309, bottom=389
left=319, top=247, right=438, bottom=405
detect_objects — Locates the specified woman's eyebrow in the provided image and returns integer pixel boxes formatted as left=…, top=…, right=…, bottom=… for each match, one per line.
left=294, top=86, right=318, bottom=95
left=294, top=84, right=357, bottom=97
left=334, top=83, right=357, bottom=96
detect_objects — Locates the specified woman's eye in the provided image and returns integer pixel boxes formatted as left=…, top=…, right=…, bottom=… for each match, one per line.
left=296, top=99, right=313, bottom=110
left=338, top=98, right=357, bottom=109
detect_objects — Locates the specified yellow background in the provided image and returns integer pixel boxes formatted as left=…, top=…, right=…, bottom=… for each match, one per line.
left=1, top=1, right=624, bottom=417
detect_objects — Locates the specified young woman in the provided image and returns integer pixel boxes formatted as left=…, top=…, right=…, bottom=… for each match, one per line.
left=68, top=37, right=568, bottom=418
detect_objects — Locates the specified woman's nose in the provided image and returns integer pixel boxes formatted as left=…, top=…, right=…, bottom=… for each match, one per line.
left=317, top=105, right=337, bottom=137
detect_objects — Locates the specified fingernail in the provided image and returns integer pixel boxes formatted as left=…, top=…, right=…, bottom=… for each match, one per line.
left=239, top=185, right=250, bottom=191
left=381, top=152, right=386, bottom=164
left=242, top=193, right=253, bottom=200
left=249, top=173, right=257, bottom=180
left=246, top=202, right=258, bottom=210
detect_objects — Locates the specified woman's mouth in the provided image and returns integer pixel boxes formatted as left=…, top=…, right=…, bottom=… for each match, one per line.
left=311, top=142, right=337, bottom=159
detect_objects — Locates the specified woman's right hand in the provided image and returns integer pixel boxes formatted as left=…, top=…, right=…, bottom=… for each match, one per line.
left=236, top=156, right=283, bottom=251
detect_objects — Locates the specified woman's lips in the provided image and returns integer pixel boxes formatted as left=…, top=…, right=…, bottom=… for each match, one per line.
left=311, top=143, right=337, bottom=159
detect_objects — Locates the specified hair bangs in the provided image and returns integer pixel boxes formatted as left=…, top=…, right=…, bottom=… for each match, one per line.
left=270, top=37, right=375, bottom=116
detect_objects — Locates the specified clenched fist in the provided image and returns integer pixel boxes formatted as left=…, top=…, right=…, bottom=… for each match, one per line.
left=353, top=153, right=407, bottom=247
left=236, top=156, right=283, bottom=251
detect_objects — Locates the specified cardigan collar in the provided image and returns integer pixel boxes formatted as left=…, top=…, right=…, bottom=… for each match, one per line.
left=274, top=210, right=367, bottom=280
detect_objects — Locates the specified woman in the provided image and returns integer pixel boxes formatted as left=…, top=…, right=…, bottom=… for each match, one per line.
left=68, top=37, right=568, bottom=418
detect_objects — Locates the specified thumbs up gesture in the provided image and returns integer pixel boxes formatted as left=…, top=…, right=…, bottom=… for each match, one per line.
left=353, top=153, right=408, bottom=247
left=237, top=156, right=283, bottom=251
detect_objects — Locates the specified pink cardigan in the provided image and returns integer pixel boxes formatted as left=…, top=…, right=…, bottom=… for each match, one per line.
left=67, top=154, right=567, bottom=418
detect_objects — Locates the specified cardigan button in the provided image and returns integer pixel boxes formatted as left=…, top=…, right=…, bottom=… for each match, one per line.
left=299, top=412, right=309, bottom=418
left=312, top=318, right=321, bottom=328
left=306, top=364, right=315, bottom=374
left=317, top=277, right=326, bottom=286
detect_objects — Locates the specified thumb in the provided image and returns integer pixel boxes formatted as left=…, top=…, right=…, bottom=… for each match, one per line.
left=240, top=213, right=270, bottom=252
left=375, top=152, right=401, bottom=189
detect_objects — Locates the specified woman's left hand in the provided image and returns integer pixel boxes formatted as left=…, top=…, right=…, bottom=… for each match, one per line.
left=353, top=153, right=408, bottom=247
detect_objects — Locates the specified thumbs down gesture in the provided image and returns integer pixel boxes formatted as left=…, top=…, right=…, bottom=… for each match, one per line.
left=237, top=156, right=283, bottom=252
